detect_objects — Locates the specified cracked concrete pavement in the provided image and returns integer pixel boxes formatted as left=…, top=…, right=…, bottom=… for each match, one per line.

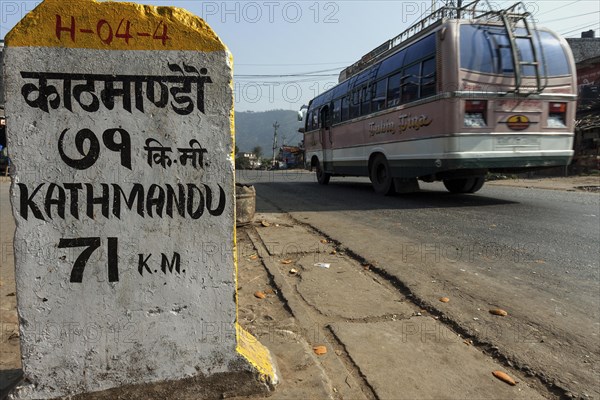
left=237, top=211, right=549, bottom=399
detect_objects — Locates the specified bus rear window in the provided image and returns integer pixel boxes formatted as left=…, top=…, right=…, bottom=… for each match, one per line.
left=460, top=24, right=570, bottom=77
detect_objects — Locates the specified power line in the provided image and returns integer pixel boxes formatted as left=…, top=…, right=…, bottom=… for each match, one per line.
left=235, top=74, right=340, bottom=78
left=543, top=11, right=600, bottom=24
left=234, top=67, right=343, bottom=78
left=237, top=62, right=351, bottom=67
left=561, top=22, right=600, bottom=36
left=234, top=78, right=338, bottom=85
left=537, top=0, right=580, bottom=16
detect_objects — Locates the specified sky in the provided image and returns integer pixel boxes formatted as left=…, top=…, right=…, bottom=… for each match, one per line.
left=1, top=0, right=599, bottom=113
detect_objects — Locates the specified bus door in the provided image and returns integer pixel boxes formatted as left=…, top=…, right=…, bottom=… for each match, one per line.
left=319, top=106, right=333, bottom=170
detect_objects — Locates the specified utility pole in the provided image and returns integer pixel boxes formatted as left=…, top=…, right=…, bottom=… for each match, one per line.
left=272, top=121, right=279, bottom=168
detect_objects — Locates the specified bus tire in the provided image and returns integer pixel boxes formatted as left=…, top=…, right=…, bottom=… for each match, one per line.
left=468, top=176, right=485, bottom=193
left=316, top=163, right=331, bottom=185
left=370, top=154, right=395, bottom=196
left=443, top=176, right=485, bottom=194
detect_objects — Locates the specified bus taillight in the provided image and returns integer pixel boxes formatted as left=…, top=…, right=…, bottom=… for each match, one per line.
left=548, top=102, right=567, bottom=128
left=464, top=100, right=487, bottom=128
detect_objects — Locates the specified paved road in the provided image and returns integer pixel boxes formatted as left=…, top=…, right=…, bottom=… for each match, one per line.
left=238, top=170, right=600, bottom=399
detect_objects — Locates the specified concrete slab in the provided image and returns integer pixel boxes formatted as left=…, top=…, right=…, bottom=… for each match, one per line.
left=331, top=319, right=545, bottom=400
left=256, top=226, right=333, bottom=256
left=296, top=255, right=414, bottom=320
left=247, top=230, right=368, bottom=400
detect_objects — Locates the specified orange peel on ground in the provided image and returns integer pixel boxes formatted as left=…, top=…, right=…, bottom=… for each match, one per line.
left=492, top=371, right=516, bottom=386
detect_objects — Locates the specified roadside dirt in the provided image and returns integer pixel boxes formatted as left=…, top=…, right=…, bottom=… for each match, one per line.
left=486, top=175, right=600, bottom=192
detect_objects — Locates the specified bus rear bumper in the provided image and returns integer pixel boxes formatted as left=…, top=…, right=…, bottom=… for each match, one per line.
left=384, top=154, right=572, bottom=179
left=385, top=132, right=574, bottom=176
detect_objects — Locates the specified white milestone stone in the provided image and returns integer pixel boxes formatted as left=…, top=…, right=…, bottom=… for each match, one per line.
left=2, top=1, right=269, bottom=397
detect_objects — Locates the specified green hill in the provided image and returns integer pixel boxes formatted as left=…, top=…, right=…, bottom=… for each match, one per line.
left=234, top=110, right=303, bottom=155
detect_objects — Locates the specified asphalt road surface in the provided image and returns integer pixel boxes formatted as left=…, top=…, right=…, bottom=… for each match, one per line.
left=238, top=170, right=600, bottom=399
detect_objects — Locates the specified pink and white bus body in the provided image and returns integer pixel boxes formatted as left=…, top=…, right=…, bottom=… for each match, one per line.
left=302, top=2, right=576, bottom=194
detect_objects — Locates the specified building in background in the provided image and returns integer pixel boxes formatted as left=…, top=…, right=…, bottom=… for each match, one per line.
left=278, top=146, right=304, bottom=169
left=236, top=152, right=262, bottom=169
left=567, top=31, right=600, bottom=173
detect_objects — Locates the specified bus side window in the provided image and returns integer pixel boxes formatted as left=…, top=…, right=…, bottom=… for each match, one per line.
left=307, top=111, right=313, bottom=130
left=312, top=110, right=319, bottom=129
left=372, top=79, right=387, bottom=111
left=341, top=96, right=350, bottom=121
left=361, top=86, right=371, bottom=115
left=332, top=99, right=341, bottom=124
left=350, top=90, right=360, bottom=119
left=421, top=57, right=436, bottom=98
left=402, top=64, right=420, bottom=103
left=404, top=33, right=435, bottom=66
left=321, top=106, right=331, bottom=129
left=387, top=72, right=402, bottom=108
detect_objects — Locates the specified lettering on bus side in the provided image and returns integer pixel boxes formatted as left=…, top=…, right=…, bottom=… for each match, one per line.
left=398, top=114, right=432, bottom=132
left=368, top=120, right=396, bottom=136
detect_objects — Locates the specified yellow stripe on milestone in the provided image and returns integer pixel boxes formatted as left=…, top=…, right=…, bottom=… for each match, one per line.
left=5, top=0, right=226, bottom=51
left=236, top=323, right=279, bottom=386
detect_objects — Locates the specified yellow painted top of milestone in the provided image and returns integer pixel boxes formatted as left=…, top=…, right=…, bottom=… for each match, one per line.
left=5, top=0, right=226, bottom=51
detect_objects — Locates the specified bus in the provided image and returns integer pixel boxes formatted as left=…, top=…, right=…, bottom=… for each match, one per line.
left=300, top=1, right=577, bottom=195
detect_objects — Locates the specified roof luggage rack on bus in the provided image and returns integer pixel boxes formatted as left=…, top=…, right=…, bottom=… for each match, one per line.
left=338, top=0, right=548, bottom=94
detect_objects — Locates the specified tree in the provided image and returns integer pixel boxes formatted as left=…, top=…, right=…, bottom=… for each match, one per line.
left=235, top=145, right=239, bottom=155
left=235, top=155, right=251, bottom=169
left=252, top=146, right=262, bottom=158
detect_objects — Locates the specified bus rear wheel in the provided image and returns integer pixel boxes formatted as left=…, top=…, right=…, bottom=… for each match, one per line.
left=443, top=176, right=485, bottom=194
left=316, top=163, right=331, bottom=185
left=370, top=154, right=395, bottom=195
